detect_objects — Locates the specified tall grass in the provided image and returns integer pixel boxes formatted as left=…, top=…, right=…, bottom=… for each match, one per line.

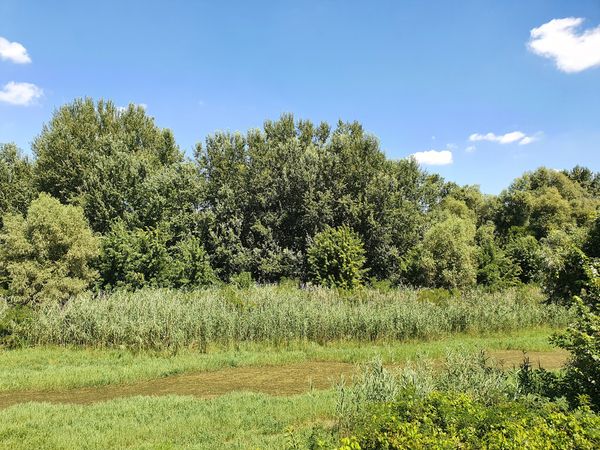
left=16, top=285, right=569, bottom=350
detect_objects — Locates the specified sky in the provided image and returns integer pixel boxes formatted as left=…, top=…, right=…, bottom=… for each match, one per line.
left=0, top=0, right=599, bottom=194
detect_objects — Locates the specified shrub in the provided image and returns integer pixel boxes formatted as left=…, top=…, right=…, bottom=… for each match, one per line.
left=551, top=296, right=600, bottom=411
left=0, top=193, right=99, bottom=305
left=307, top=226, right=367, bottom=289
left=338, top=391, right=600, bottom=449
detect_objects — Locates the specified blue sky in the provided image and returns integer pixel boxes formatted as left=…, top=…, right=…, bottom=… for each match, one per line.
left=1, top=0, right=599, bottom=193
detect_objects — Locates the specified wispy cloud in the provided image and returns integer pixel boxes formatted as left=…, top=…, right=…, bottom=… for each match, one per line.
left=465, top=145, right=476, bottom=153
left=411, top=149, right=453, bottom=166
left=0, top=36, right=31, bottom=64
left=0, top=82, right=43, bottom=105
left=528, top=18, right=600, bottom=73
left=469, top=131, right=539, bottom=146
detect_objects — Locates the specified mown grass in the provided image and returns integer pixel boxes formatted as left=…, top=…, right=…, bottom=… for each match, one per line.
left=0, top=390, right=337, bottom=450
left=12, top=285, right=569, bottom=350
left=0, top=328, right=559, bottom=392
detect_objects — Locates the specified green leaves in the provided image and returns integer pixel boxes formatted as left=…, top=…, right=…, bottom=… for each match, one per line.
left=307, top=225, right=367, bottom=290
left=0, top=193, right=99, bottom=305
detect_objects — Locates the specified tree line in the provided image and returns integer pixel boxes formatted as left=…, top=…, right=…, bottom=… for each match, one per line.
left=0, top=98, right=598, bottom=304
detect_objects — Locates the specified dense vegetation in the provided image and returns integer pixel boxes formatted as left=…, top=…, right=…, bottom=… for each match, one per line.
left=0, top=98, right=598, bottom=300
left=0, top=98, right=599, bottom=448
left=8, top=286, right=567, bottom=351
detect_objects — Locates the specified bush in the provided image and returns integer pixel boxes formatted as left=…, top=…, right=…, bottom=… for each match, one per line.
left=551, top=296, right=600, bottom=411
left=307, top=226, right=367, bottom=289
left=0, top=193, right=99, bottom=305
left=338, top=391, right=600, bottom=449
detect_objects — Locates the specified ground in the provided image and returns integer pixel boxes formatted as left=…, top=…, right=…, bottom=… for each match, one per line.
left=0, top=327, right=567, bottom=449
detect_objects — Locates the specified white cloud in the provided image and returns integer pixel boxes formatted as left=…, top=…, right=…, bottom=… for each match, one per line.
left=411, top=149, right=453, bottom=166
left=518, top=136, right=537, bottom=145
left=469, top=131, right=538, bottom=146
left=0, top=81, right=43, bottom=105
left=0, top=36, right=31, bottom=64
left=528, top=17, right=600, bottom=73
left=465, top=145, right=476, bottom=153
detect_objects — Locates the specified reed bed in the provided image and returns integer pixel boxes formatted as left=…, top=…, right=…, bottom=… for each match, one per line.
left=16, top=286, right=569, bottom=350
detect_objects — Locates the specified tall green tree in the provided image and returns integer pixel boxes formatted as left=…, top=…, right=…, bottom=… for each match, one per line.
left=0, top=143, right=34, bottom=223
left=33, top=99, right=185, bottom=233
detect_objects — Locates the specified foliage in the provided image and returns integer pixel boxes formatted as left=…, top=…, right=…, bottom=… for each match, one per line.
left=97, top=221, right=214, bottom=290
left=475, top=222, right=520, bottom=290
left=0, top=193, right=99, bottom=305
left=0, top=143, right=34, bottom=224
left=541, top=236, right=598, bottom=304
left=338, top=391, right=600, bottom=449
left=585, top=216, right=600, bottom=258
left=15, top=286, right=567, bottom=350
left=551, top=296, right=600, bottom=411
left=505, top=232, right=543, bottom=283
left=408, top=215, right=477, bottom=289
left=33, top=99, right=186, bottom=233
left=307, top=225, right=367, bottom=289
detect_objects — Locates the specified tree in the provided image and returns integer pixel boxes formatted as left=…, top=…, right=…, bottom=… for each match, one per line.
left=196, top=115, right=437, bottom=282
left=0, top=143, right=34, bottom=223
left=97, top=221, right=214, bottom=290
left=475, top=222, right=520, bottom=289
left=33, top=99, right=183, bottom=233
left=585, top=217, right=600, bottom=258
left=409, top=216, right=477, bottom=289
left=505, top=233, right=543, bottom=283
left=307, top=225, right=367, bottom=289
left=0, top=193, right=99, bottom=305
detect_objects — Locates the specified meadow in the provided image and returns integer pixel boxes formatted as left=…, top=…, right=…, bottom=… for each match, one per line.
left=0, top=285, right=582, bottom=449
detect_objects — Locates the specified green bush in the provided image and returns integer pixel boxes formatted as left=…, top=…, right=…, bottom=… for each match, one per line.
left=307, top=226, right=367, bottom=289
left=552, top=296, right=600, bottom=411
left=337, top=391, right=600, bottom=450
left=0, top=193, right=99, bottom=306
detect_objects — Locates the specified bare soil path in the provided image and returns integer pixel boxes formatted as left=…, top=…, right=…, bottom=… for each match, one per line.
left=0, top=350, right=567, bottom=409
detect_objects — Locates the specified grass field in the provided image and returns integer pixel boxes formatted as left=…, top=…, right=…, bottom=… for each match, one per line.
left=0, top=286, right=576, bottom=448
left=0, top=326, right=568, bottom=449
left=0, top=328, right=560, bottom=392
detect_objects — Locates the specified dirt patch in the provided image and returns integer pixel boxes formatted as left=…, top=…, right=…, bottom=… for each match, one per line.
left=0, top=349, right=569, bottom=409
left=0, top=361, right=355, bottom=409
left=490, top=349, right=568, bottom=370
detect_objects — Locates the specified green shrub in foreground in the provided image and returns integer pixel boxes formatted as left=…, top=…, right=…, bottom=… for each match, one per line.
left=337, top=392, right=600, bottom=450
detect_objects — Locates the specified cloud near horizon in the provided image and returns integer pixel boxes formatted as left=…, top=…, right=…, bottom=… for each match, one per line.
left=0, top=36, right=31, bottom=64
left=469, top=131, right=538, bottom=146
left=0, top=82, right=43, bottom=106
left=411, top=149, right=453, bottom=166
left=528, top=17, right=600, bottom=73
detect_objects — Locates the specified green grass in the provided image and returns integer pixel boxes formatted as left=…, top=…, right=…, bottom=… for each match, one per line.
left=0, top=391, right=337, bottom=449
left=14, top=285, right=569, bottom=350
left=0, top=328, right=559, bottom=392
